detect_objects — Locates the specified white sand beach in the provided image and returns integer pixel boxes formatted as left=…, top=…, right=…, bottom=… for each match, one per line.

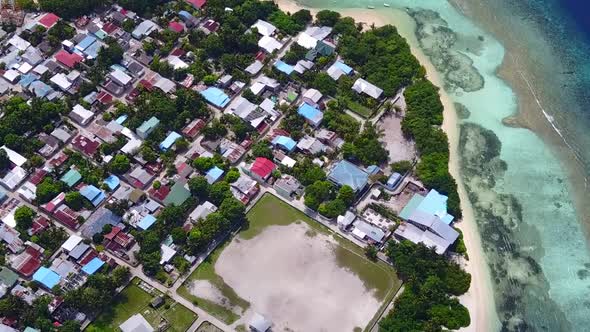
left=274, top=1, right=498, bottom=330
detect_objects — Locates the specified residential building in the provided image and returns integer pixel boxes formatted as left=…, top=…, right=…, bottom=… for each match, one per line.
left=352, top=78, right=383, bottom=99
left=246, top=157, right=276, bottom=182
left=297, top=103, right=323, bottom=127
left=136, top=116, right=160, bottom=139
left=274, top=175, right=303, bottom=200
left=327, top=160, right=369, bottom=193
left=188, top=201, right=217, bottom=223
left=119, top=314, right=154, bottom=332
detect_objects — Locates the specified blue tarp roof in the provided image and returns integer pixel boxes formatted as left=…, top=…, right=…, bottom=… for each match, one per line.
left=29, top=80, right=54, bottom=98
left=178, top=10, right=194, bottom=21
left=81, top=257, right=104, bottom=275
left=328, top=160, right=369, bottom=192
left=159, top=131, right=182, bottom=151
left=80, top=185, right=106, bottom=206
left=33, top=267, right=61, bottom=289
left=200, top=87, right=230, bottom=108
left=386, top=172, right=401, bottom=188
left=272, top=135, right=297, bottom=151
left=104, top=175, right=120, bottom=190
left=76, top=35, right=96, bottom=51
left=84, top=40, right=101, bottom=58
left=115, top=114, right=128, bottom=124
left=206, top=166, right=224, bottom=184
left=274, top=60, right=294, bottom=75
left=335, top=61, right=353, bottom=74
left=297, top=103, right=323, bottom=126
left=19, top=73, right=37, bottom=88
left=137, top=214, right=156, bottom=230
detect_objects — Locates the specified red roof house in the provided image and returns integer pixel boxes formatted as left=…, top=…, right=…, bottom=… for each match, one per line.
left=149, top=185, right=170, bottom=202
left=11, top=245, right=43, bottom=277
left=182, top=119, right=206, bottom=139
left=168, top=21, right=185, bottom=33
left=186, top=0, right=207, bottom=9
left=38, top=13, right=60, bottom=29
left=249, top=157, right=276, bottom=181
left=29, top=169, right=48, bottom=185
left=55, top=50, right=83, bottom=69
left=72, top=135, right=100, bottom=156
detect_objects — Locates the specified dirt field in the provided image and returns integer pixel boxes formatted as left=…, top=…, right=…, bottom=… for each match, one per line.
left=378, top=113, right=416, bottom=163
left=215, top=222, right=382, bottom=332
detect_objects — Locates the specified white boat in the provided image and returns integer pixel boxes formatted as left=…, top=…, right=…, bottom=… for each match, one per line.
left=384, top=3, right=390, bottom=7
left=367, top=5, right=375, bottom=9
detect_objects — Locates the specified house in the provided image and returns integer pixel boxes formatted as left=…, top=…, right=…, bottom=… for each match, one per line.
left=205, top=166, right=224, bottom=184
left=168, top=21, right=185, bottom=33
left=200, top=87, right=230, bottom=108
left=119, top=314, right=154, bottom=332
left=352, top=78, right=383, bottom=99
left=159, top=131, right=182, bottom=151
left=69, top=104, right=94, bottom=125
left=136, top=116, right=160, bottom=139
left=328, top=160, right=369, bottom=193
left=230, top=175, right=259, bottom=204
left=245, top=60, right=264, bottom=76
left=302, top=88, right=323, bottom=106
left=38, top=13, right=60, bottom=29
left=327, top=61, right=353, bottom=80
left=104, top=226, right=135, bottom=250
left=61, top=234, right=83, bottom=253
left=351, top=219, right=385, bottom=244
left=60, top=168, right=82, bottom=188
left=109, top=68, right=133, bottom=87
left=81, top=257, right=104, bottom=275
left=132, top=20, right=158, bottom=39
left=296, top=135, right=327, bottom=155
left=80, top=207, right=122, bottom=238
left=51, top=126, right=75, bottom=144
left=1, top=166, right=27, bottom=191
left=399, top=190, right=454, bottom=224
left=71, top=134, right=101, bottom=156
left=32, top=266, right=61, bottom=289
left=104, top=175, right=120, bottom=191
left=247, top=157, right=275, bottom=182
left=54, top=205, right=80, bottom=229
left=0, top=224, right=23, bottom=253
left=274, top=60, right=294, bottom=75
left=297, top=103, right=323, bottom=127
left=258, top=35, right=282, bottom=53
left=137, top=214, right=156, bottom=230
left=128, top=166, right=154, bottom=188
left=80, top=185, right=106, bottom=207
left=163, top=181, right=190, bottom=207
left=200, top=19, right=219, bottom=35
left=386, top=172, right=402, bottom=190
left=54, top=50, right=83, bottom=69
left=182, top=119, right=206, bottom=139
left=0, top=267, right=18, bottom=298
left=250, top=313, right=272, bottom=332
left=10, top=245, right=43, bottom=277
left=315, top=128, right=344, bottom=148
left=249, top=76, right=279, bottom=96
left=252, top=19, right=276, bottom=36
left=274, top=175, right=303, bottom=200
left=186, top=0, right=207, bottom=9
left=271, top=135, right=297, bottom=153
left=160, top=244, right=176, bottom=265
left=337, top=210, right=356, bottom=230
left=188, top=201, right=217, bottom=223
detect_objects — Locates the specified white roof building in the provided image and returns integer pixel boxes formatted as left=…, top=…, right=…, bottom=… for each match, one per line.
left=3, top=69, right=20, bottom=83
left=188, top=201, right=217, bottom=223
left=352, top=78, right=383, bottom=99
left=245, top=60, right=264, bottom=76
left=8, top=35, right=30, bottom=51
left=250, top=313, right=272, bottom=332
left=0, top=146, right=27, bottom=167
left=50, top=73, right=73, bottom=91
left=167, top=55, right=189, bottom=70
left=17, top=62, right=33, bottom=74
left=69, top=104, right=94, bottom=125
left=258, top=35, right=282, bottom=53
left=110, top=69, right=133, bottom=86
left=302, top=88, right=323, bottom=105
left=119, top=314, right=154, bottom=332
left=252, top=20, right=276, bottom=36
left=160, top=244, right=176, bottom=264
left=1, top=166, right=27, bottom=191
left=61, top=234, right=83, bottom=252
left=297, top=32, right=318, bottom=49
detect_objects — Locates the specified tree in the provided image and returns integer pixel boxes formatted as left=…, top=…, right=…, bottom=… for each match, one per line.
left=192, top=157, right=215, bottom=172
left=175, top=137, right=189, bottom=151
left=292, top=9, right=312, bottom=26
left=65, top=191, right=84, bottom=211
left=171, top=227, right=187, bottom=245
left=337, top=185, right=355, bottom=205
left=251, top=141, right=273, bottom=159
left=316, top=10, right=341, bottom=26
left=219, top=197, right=245, bottom=224
left=109, top=154, right=131, bottom=174
left=365, top=245, right=378, bottom=261
left=39, top=0, right=107, bottom=19
left=209, top=181, right=232, bottom=205
left=225, top=169, right=240, bottom=183
left=14, top=206, right=35, bottom=233
left=304, top=180, right=334, bottom=210
left=311, top=72, right=337, bottom=96
left=111, top=266, right=131, bottom=287
left=318, top=199, right=346, bottom=218
left=188, top=176, right=210, bottom=199
left=391, top=160, right=413, bottom=174
left=0, top=149, right=9, bottom=170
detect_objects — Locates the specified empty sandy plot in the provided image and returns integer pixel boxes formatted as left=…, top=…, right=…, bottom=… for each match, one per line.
left=378, top=114, right=416, bottom=163
left=215, top=222, right=381, bottom=332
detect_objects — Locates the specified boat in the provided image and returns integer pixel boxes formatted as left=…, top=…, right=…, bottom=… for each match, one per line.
left=367, top=5, right=375, bottom=9
left=384, top=3, right=390, bottom=7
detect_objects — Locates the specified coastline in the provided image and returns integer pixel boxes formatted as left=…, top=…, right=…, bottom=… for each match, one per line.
left=274, top=1, right=497, bottom=330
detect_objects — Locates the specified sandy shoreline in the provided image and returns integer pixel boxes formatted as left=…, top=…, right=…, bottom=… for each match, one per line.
left=274, top=0, right=497, bottom=330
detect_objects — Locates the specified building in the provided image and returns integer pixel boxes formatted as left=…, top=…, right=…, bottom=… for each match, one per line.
left=119, top=314, right=154, bottom=332
left=60, top=169, right=82, bottom=188
left=182, top=118, right=206, bottom=139
left=399, top=190, right=454, bottom=224
left=327, top=160, right=369, bottom=193
left=297, top=103, right=323, bottom=127
left=252, top=20, right=276, bottom=36
left=337, top=211, right=356, bottom=230
left=159, top=131, right=182, bottom=151
left=271, top=135, right=297, bottom=153
left=352, top=78, right=383, bottom=99
left=136, top=117, right=160, bottom=139
left=205, top=166, right=224, bottom=184
left=200, top=87, right=230, bottom=109
left=32, top=267, right=61, bottom=289
left=302, top=88, right=323, bottom=107
left=247, top=157, right=276, bottom=182
left=258, top=35, right=282, bottom=53
left=274, top=175, right=303, bottom=200
left=132, top=20, right=158, bottom=39
left=250, top=313, right=272, bottom=332
left=351, top=219, right=385, bottom=244
left=163, top=181, right=190, bottom=207
left=80, top=185, right=106, bottom=207
left=326, top=61, right=353, bottom=80
left=186, top=0, right=207, bottom=9
left=188, top=201, right=217, bottom=223
left=69, top=104, right=94, bottom=125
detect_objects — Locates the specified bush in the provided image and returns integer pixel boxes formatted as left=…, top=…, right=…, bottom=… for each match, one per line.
left=390, top=160, right=413, bottom=174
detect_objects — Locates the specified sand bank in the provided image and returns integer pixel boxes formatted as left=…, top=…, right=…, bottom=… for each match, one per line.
left=274, top=1, right=498, bottom=330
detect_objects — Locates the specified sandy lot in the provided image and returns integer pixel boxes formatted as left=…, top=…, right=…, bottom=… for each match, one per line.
left=187, top=280, right=243, bottom=315
left=215, top=223, right=381, bottom=332
left=378, top=114, right=416, bottom=163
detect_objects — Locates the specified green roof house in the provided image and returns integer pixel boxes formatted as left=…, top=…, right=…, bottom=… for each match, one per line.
left=60, top=168, right=82, bottom=188
left=163, top=181, right=190, bottom=207
left=136, top=116, right=160, bottom=139
left=0, top=266, right=18, bottom=297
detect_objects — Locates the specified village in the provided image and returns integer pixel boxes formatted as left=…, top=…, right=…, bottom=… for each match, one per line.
left=0, top=1, right=467, bottom=332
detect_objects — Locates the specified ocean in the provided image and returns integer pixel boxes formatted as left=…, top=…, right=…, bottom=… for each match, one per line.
left=290, top=0, right=590, bottom=331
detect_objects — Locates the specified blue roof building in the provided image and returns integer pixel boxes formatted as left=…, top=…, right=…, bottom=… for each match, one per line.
left=19, top=73, right=37, bottom=88
left=76, top=35, right=97, bottom=51
left=159, top=131, right=182, bottom=151
left=178, top=10, right=195, bottom=21
left=104, top=175, right=120, bottom=191
left=60, top=168, right=82, bottom=187
left=328, top=160, right=369, bottom=192
left=386, top=172, right=402, bottom=190
left=206, top=166, right=224, bottom=184
left=137, top=214, right=156, bottom=230
left=80, top=185, right=106, bottom=207
left=81, top=257, right=104, bottom=275
left=334, top=61, right=353, bottom=74
left=399, top=189, right=454, bottom=224
left=33, top=267, right=61, bottom=289
left=297, top=103, right=323, bottom=127
left=200, top=87, right=230, bottom=108
left=83, top=40, right=101, bottom=58
left=29, top=80, right=54, bottom=98
left=136, top=116, right=160, bottom=139
left=274, top=60, right=294, bottom=75
left=271, top=135, right=297, bottom=153
left=115, top=114, right=128, bottom=124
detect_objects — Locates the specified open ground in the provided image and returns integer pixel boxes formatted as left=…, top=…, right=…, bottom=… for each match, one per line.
left=87, top=278, right=197, bottom=332
left=179, top=194, right=401, bottom=331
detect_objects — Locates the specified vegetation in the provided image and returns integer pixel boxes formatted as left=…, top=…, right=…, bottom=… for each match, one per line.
left=390, top=160, right=413, bottom=174
left=380, top=241, right=471, bottom=331
left=14, top=206, right=35, bottom=234
left=342, top=124, right=389, bottom=166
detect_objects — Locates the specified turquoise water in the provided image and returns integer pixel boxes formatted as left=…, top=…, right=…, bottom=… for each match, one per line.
left=292, top=0, right=590, bottom=330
